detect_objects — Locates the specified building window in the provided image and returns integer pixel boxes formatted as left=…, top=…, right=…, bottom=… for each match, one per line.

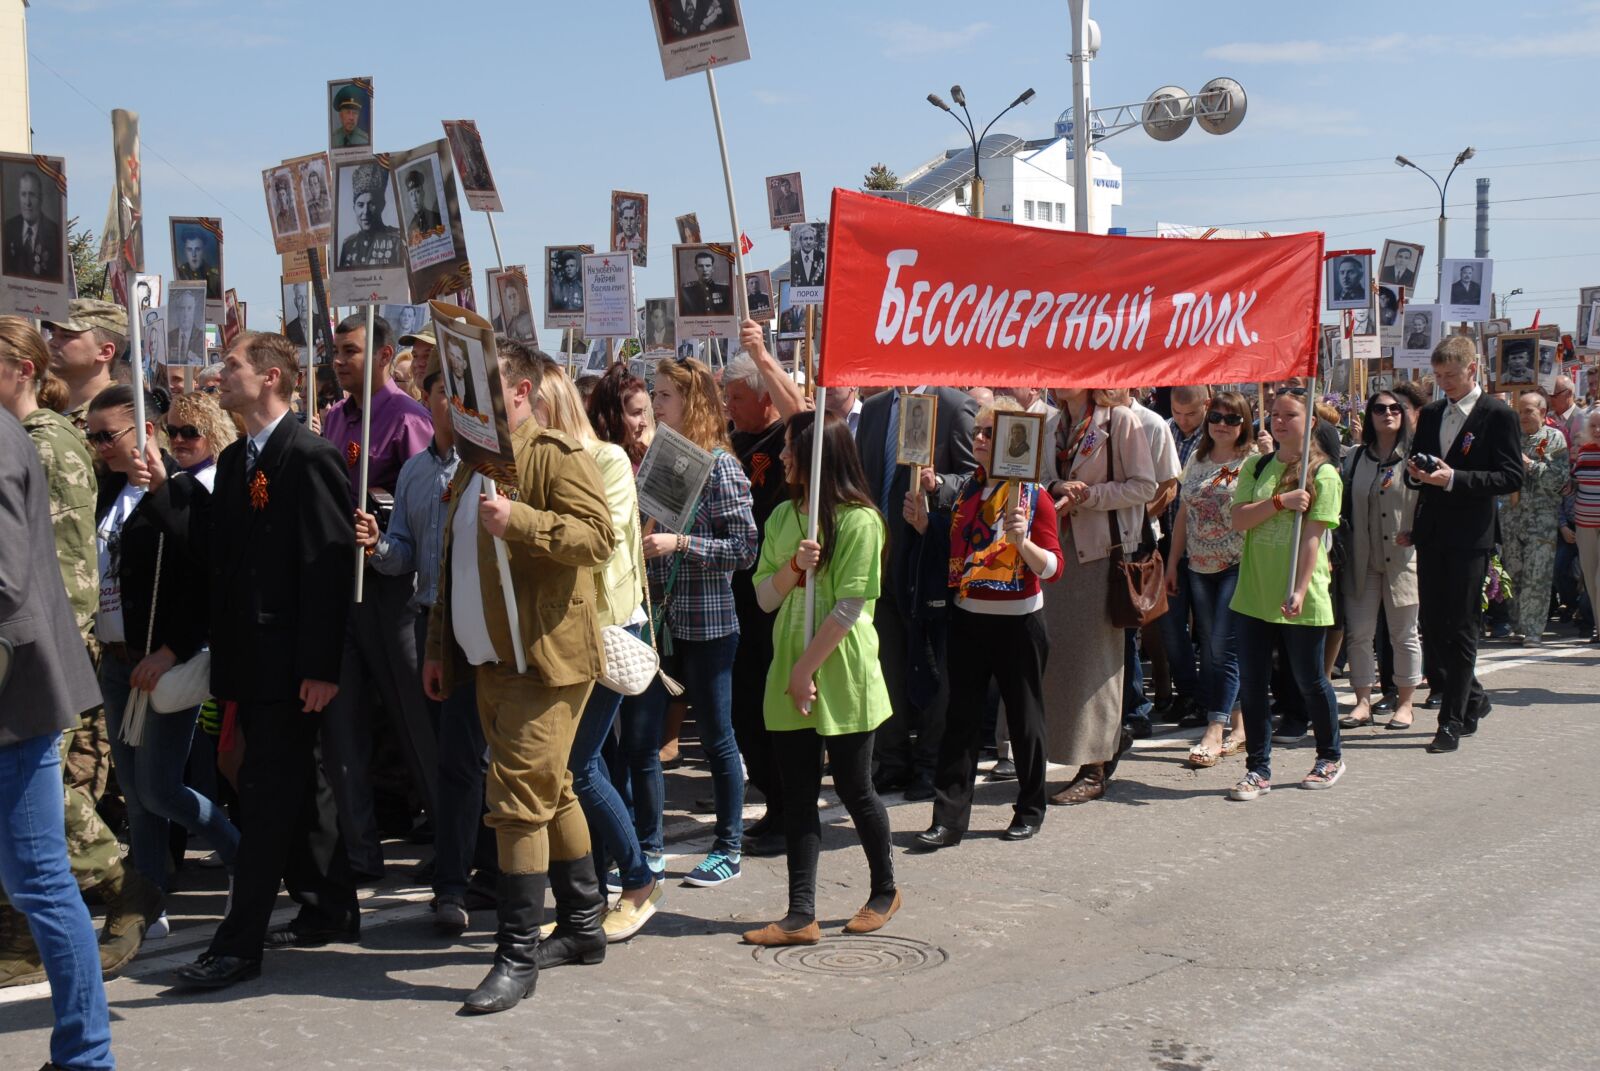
left=1022, top=200, right=1034, bottom=220
left=1056, top=202, right=1067, bottom=222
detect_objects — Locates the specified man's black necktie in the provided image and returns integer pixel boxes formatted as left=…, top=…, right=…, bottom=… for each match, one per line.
left=245, top=439, right=259, bottom=477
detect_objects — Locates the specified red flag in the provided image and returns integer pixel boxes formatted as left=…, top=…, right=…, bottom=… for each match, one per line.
left=818, top=189, right=1322, bottom=388
left=739, top=232, right=753, bottom=255
left=1530, top=309, right=1542, bottom=330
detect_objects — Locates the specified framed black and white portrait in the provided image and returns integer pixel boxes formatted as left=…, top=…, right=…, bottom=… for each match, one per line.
left=1441, top=257, right=1492, bottom=323
left=328, top=77, right=374, bottom=164
left=489, top=269, right=536, bottom=342
left=0, top=157, right=65, bottom=284
left=1378, top=240, right=1423, bottom=289
left=789, top=222, right=827, bottom=305
left=766, top=172, right=805, bottom=229
left=1495, top=332, right=1539, bottom=391
left=990, top=410, right=1047, bottom=483
left=745, top=269, right=774, bottom=321
left=1325, top=254, right=1370, bottom=311
left=636, top=423, right=717, bottom=533
left=897, top=391, right=937, bottom=468
left=649, top=0, right=750, bottom=80
left=611, top=190, right=648, bottom=268
left=642, top=296, right=676, bottom=355
left=263, top=165, right=302, bottom=251
left=545, top=245, right=592, bottom=330
left=442, top=119, right=501, bottom=214
left=673, top=243, right=737, bottom=337
left=165, top=283, right=208, bottom=367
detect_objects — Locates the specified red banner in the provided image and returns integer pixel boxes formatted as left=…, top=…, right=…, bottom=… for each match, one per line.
left=818, top=189, right=1322, bottom=389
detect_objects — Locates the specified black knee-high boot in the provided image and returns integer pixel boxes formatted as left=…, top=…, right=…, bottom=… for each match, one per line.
left=462, top=872, right=545, bottom=1014
left=535, top=855, right=606, bottom=969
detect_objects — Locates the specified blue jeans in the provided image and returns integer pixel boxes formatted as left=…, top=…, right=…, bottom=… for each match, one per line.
left=1121, top=628, right=1154, bottom=721
left=1187, top=565, right=1242, bottom=725
left=101, top=647, right=239, bottom=889
left=1236, top=614, right=1341, bottom=781
left=619, top=632, right=743, bottom=856
left=570, top=623, right=649, bottom=888
left=0, top=733, right=114, bottom=1070
left=415, top=614, right=490, bottom=899
left=1156, top=564, right=1201, bottom=699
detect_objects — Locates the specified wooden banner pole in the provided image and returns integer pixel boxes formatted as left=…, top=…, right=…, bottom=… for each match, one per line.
left=704, top=66, right=750, bottom=322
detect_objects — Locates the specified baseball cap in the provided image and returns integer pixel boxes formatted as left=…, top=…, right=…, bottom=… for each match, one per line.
left=43, top=298, right=128, bottom=336
left=399, top=326, right=436, bottom=348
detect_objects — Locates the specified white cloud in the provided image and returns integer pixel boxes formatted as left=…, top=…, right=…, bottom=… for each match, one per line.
left=1206, top=24, right=1600, bottom=63
left=873, top=20, right=992, bottom=59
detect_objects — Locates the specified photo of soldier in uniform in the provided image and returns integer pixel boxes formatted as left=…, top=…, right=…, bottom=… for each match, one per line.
left=766, top=172, right=805, bottom=229
left=1, top=159, right=64, bottom=283
left=336, top=161, right=404, bottom=269
left=491, top=270, right=536, bottom=342
left=328, top=79, right=373, bottom=157
left=611, top=191, right=648, bottom=268
left=442, top=333, right=481, bottom=416
left=545, top=245, right=591, bottom=329
left=299, top=156, right=333, bottom=228
left=264, top=167, right=301, bottom=251
left=170, top=219, right=223, bottom=301
left=636, top=423, right=716, bottom=533
left=1496, top=334, right=1539, bottom=391
left=653, top=0, right=739, bottom=44
left=745, top=269, right=774, bottom=320
left=401, top=165, right=444, bottom=242
left=675, top=245, right=734, bottom=318
left=443, top=119, right=501, bottom=213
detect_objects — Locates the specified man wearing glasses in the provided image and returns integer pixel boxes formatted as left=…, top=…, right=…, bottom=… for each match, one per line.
left=1549, top=375, right=1587, bottom=445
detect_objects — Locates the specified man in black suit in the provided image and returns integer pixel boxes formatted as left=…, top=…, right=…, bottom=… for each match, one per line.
left=1404, top=335, right=1523, bottom=754
left=856, top=385, right=977, bottom=799
left=172, top=332, right=357, bottom=990
left=2, top=171, right=62, bottom=281
left=679, top=250, right=732, bottom=316
left=1450, top=264, right=1482, bottom=306
left=1382, top=245, right=1418, bottom=290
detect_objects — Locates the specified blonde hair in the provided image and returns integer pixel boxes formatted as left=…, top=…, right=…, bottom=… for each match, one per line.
left=975, top=395, right=1023, bottom=426
left=536, top=364, right=597, bottom=445
left=1092, top=388, right=1130, bottom=407
left=1431, top=335, right=1477, bottom=369
left=0, top=315, right=68, bottom=408
left=656, top=356, right=731, bottom=453
left=168, top=390, right=238, bottom=460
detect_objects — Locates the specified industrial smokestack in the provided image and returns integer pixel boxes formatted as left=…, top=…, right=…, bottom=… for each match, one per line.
left=1475, top=177, right=1490, bottom=259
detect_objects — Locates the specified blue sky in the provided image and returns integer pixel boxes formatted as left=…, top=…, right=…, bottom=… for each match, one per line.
left=23, top=0, right=1600, bottom=335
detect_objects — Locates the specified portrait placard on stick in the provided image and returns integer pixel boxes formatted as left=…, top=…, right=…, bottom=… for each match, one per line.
left=110, top=109, right=143, bottom=274
left=170, top=217, right=224, bottom=320
left=636, top=423, right=716, bottom=533
left=611, top=191, right=648, bottom=267
left=788, top=222, right=826, bottom=306
left=583, top=251, right=636, bottom=338
left=545, top=244, right=593, bottom=331
left=262, top=164, right=304, bottom=254
left=389, top=139, right=472, bottom=302
left=1441, top=257, right=1492, bottom=323
left=990, top=411, right=1046, bottom=483
left=222, top=288, right=243, bottom=350
left=140, top=307, right=164, bottom=375
left=1378, top=239, right=1424, bottom=290
left=442, top=120, right=502, bottom=213
left=134, top=273, right=161, bottom=311
left=766, top=172, right=805, bottom=229
left=647, top=0, right=751, bottom=81
left=330, top=158, right=408, bottom=306
left=0, top=153, right=71, bottom=322
left=1576, top=285, right=1600, bottom=349
left=486, top=267, right=536, bottom=342
left=165, top=282, right=208, bottom=367
left=1584, top=300, right=1600, bottom=349
left=675, top=213, right=701, bottom=243
left=673, top=242, right=737, bottom=339
left=430, top=301, right=515, bottom=483
left=328, top=77, right=374, bottom=165
left=897, top=391, right=936, bottom=468
left=1396, top=303, right=1439, bottom=369
left=286, top=152, right=334, bottom=241
left=1377, top=283, right=1403, bottom=347
left=1325, top=253, right=1370, bottom=312
left=745, top=269, right=774, bottom=321
left=1495, top=332, right=1539, bottom=392
left=641, top=297, right=676, bottom=356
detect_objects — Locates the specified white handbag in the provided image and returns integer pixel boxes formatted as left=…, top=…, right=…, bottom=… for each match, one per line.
left=121, top=530, right=212, bottom=746
left=596, top=521, right=682, bottom=697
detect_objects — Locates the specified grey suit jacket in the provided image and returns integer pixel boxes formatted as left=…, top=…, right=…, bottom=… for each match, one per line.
left=0, top=410, right=100, bottom=746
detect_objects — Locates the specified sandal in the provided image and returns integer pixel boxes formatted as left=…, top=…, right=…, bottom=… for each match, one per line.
left=1186, top=745, right=1220, bottom=769
left=1220, top=733, right=1246, bottom=757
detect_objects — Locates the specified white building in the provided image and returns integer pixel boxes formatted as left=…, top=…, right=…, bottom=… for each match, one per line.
left=897, top=130, right=1123, bottom=234
left=0, top=1, right=30, bottom=154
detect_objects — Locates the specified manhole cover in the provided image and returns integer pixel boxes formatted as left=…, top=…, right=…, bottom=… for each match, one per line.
left=759, top=935, right=947, bottom=977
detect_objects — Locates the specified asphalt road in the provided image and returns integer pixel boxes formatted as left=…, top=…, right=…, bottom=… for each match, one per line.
left=5, top=638, right=1596, bottom=1071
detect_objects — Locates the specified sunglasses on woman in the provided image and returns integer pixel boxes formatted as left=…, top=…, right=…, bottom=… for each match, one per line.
left=85, top=427, right=133, bottom=448
left=168, top=424, right=205, bottom=441
left=1371, top=402, right=1405, bottom=416
left=972, top=424, right=995, bottom=440
left=1205, top=411, right=1244, bottom=427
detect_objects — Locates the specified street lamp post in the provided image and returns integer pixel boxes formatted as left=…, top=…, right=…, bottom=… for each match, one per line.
left=1395, top=146, right=1476, bottom=304
left=927, top=85, right=1036, bottom=219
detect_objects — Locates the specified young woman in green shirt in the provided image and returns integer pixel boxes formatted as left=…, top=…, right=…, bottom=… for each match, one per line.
left=743, top=413, right=899, bottom=946
left=1227, top=389, right=1346, bottom=800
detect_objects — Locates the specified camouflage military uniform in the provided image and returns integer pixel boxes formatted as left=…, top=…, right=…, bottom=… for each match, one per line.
left=1501, top=424, right=1570, bottom=642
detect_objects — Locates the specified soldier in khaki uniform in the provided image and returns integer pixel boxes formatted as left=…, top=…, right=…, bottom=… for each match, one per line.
left=0, top=315, right=161, bottom=987
left=424, top=337, right=614, bottom=1015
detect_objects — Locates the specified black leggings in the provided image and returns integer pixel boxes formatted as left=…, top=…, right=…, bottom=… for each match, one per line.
left=772, top=728, right=895, bottom=923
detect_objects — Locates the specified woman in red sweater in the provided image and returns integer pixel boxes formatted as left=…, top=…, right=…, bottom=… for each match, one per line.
left=905, top=397, right=1065, bottom=848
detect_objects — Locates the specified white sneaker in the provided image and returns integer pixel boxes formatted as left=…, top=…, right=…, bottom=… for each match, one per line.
left=145, top=912, right=171, bottom=940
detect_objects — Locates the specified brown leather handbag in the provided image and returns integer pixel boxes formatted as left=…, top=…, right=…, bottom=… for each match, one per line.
left=1102, top=414, right=1169, bottom=628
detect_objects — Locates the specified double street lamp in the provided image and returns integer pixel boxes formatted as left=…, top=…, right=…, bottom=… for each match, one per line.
left=926, top=85, right=1036, bottom=219
left=1395, top=146, right=1476, bottom=303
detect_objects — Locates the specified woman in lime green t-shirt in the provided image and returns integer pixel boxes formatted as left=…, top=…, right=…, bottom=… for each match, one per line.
left=742, top=413, right=898, bottom=948
left=1226, top=389, right=1346, bottom=802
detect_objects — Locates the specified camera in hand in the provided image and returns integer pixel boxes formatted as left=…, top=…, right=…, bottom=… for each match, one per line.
left=1409, top=452, right=1441, bottom=474
left=368, top=490, right=395, bottom=532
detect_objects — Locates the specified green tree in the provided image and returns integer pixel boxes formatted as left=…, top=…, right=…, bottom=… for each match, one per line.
left=861, top=163, right=900, bottom=191
left=67, top=217, right=106, bottom=298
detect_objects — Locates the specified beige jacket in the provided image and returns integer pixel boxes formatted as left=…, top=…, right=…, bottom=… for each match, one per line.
left=428, top=418, right=615, bottom=692
left=1056, top=403, right=1159, bottom=563
left=1343, top=445, right=1418, bottom=606
left=587, top=440, right=644, bottom=629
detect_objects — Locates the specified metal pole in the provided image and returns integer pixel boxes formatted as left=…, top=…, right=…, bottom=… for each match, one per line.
left=353, top=303, right=375, bottom=602
left=802, top=389, right=826, bottom=647
left=565, top=327, right=576, bottom=377
left=972, top=176, right=985, bottom=220
left=485, top=211, right=506, bottom=271
left=704, top=66, right=750, bottom=321
left=1436, top=203, right=1447, bottom=306
left=1069, top=0, right=1092, bottom=232
left=1284, top=391, right=1317, bottom=605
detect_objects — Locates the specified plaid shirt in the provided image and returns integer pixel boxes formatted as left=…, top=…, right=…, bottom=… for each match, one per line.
left=646, top=450, right=758, bottom=641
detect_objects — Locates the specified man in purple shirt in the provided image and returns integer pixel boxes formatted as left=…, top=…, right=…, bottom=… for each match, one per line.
left=316, top=313, right=440, bottom=884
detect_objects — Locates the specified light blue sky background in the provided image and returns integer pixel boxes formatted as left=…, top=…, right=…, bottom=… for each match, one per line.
left=23, top=0, right=1600, bottom=337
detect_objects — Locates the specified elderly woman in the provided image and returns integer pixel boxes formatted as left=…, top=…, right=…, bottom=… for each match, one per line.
left=1339, top=389, right=1423, bottom=730
left=1500, top=390, right=1570, bottom=646
left=1041, top=387, right=1157, bottom=805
